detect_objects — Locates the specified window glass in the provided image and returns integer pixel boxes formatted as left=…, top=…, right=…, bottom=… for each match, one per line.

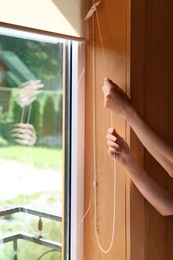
left=0, top=29, right=67, bottom=260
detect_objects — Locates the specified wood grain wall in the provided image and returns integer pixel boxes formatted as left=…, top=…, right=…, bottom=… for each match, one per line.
left=84, top=0, right=130, bottom=259
left=84, top=0, right=173, bottom=260
left=131, top=1, right=173, bottom=260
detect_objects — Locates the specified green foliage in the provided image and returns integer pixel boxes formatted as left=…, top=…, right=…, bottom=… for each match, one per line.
left=0, top=35, right=63, bottom=81
left=12, top=101, right=22, bottom=124
left=0, top=110, right=13, bottom=142
left=0, top=111, right=10, bottom=124
left=56, top=93, right=63, bottom=136
left=0, top=34, right=63, bottom=145
left=42, top=96, right=57, bottom=136
left=29, top=101, right=41, bottom=135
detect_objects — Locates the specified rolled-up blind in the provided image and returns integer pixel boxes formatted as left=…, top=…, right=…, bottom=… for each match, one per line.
left=0, top=0, right=84, bottom=39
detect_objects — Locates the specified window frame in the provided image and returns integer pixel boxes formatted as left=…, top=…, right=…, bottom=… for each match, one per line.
left=0, top=24, right=85, bottom=260
left=70, top=41, right=85, bottom=260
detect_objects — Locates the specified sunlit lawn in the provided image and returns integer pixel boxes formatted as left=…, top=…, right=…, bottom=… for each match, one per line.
left=0, top=144, right=63, bottom=259
left=0, top=144, right=63, bottom=169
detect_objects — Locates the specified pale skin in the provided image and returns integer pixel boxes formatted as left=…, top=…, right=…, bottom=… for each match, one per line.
left=103, top=77, right=173, bottom=216
left=14, top=80, right=44, bottom=107
left=11, top=123, right=37, bottom=146
left=10, top=80, right=43, bottom=146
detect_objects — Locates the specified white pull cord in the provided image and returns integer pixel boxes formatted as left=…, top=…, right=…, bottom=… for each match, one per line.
left=91, top=3, right=116, bottom=253
left=95, top=9, right=109, bottom=77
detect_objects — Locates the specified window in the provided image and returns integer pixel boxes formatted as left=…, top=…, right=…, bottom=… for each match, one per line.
left=0, top=27, right=85, bottom=260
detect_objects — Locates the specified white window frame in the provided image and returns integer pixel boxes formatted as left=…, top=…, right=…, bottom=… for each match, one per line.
left=0, top=26, right=85, bottom=260
left=71, top=41, right=85, bottom=260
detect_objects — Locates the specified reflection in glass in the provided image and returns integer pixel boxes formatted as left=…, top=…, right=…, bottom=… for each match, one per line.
left=0, top=31, right=63, bottom=259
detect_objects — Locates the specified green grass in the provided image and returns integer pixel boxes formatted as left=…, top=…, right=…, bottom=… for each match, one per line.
left=0, top=144, right=63, bottom=259
left=0, top=190, right=62, bottom=208
left=0, top=219, right=62, bottom=260
left=0, top=145, right=62, bottom=169
left=0, top=241, right=62, bottom=260
left=0, top=190, right=62, bottom=260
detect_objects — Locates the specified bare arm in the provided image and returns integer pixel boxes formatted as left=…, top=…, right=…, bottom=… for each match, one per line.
left=103, top=77, right=173, bottom=177
left=107, top=127, right=173, bottom=216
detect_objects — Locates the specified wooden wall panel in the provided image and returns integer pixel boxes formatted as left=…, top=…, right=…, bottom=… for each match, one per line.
left=131, top=1, right=173, bottom=260
left=85, top=0, right=173, bottom=260
left=84, top=0, right=130, bottom=259
left=130, top=1, right=146, bottom=260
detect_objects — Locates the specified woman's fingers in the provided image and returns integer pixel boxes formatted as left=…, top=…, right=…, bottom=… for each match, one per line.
left=11, top=123, right=37, bottom=146
left=108, top=147, right=121, bottom=159
left=106, top=127, right=121, bottom=156
left=107, top=138, right=119, bottom=148
left=14, top=80, right=44, bottom=107
left=106, top=133, right=117, bottom=142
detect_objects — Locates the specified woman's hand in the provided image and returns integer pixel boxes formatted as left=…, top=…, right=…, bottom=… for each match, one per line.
left=14, top=80, right=44, bottom=107
left=103, top=77, right=132, bottom=117
left=11, top=123, right=37, bottom=146
left=106, top=127, right=131, bottom=165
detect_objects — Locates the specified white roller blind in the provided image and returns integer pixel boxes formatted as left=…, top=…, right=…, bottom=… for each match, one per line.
left=0, top=0, right=84, bottom=39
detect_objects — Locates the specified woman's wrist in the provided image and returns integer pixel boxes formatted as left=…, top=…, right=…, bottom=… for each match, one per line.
left=123, top=101, right=135, bottom=120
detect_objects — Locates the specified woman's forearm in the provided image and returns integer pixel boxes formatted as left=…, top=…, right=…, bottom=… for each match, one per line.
left=103, top=78, right=173, bottom=176
left=125, top=105, right=173, bottom=176
left=123, top=155, right=173, bottom=216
